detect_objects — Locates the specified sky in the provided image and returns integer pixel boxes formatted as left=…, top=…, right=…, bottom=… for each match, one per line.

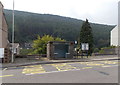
left=0, top=0, right=119, bottom=25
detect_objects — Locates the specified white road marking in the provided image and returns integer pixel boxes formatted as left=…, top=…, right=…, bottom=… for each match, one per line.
left=3, top=68, right=7, bottom=71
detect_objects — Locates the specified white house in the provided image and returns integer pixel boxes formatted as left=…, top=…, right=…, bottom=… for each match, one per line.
left=118, top=1, right=120, bottom=56
left=110, top=26, right=118, bottom=46
left=118, top=1, right=120, bottom=46
left=110, top=1, right=120, bottom=47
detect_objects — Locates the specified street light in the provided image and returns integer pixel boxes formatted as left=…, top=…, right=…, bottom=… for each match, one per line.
left=75, top=41, right=77, bottom=44
left=11, top=0, right=14, bottom=63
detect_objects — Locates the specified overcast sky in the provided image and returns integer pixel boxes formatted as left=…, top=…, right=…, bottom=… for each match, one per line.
left=0, top=0, right=119, bottom=25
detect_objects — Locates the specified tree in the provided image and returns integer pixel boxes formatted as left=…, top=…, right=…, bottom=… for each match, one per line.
left=80, top=19, right=93, bottom=55
left=31, top=35, right=65, bottom=54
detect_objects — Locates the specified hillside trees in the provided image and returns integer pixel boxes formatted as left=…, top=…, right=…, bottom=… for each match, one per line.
left=4, top=9, right=115, bottom=48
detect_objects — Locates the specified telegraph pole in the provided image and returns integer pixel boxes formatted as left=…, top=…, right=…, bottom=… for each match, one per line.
left=11, top=0, right=14, bottom=63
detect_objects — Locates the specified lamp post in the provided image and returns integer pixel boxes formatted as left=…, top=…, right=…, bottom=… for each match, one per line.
left=75, top=41, right=79, bottom=58
left=11, top=0, right=14, bottom=63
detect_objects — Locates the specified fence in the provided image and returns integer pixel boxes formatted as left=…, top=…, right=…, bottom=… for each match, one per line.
left=27, top=54, right=41, bottom=60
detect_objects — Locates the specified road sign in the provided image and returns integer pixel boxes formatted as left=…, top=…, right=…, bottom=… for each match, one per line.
left=81, top=43, right=89, bottom=50
left=0, top=48, right=4, bottom=58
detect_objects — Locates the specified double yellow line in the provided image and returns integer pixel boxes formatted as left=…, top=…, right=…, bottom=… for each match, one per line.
left=0, top=74, right=14, bottom=78
left=22, top=65, right=46, bottom=75
left=51, top=63, right=77, bottom=71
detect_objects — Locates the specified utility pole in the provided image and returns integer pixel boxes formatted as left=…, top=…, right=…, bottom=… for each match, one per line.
left=11, top=0, right=14, bottom=63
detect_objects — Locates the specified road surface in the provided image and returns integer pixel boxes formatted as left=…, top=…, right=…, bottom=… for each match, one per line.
left=1, top=60, right=119, bottom=83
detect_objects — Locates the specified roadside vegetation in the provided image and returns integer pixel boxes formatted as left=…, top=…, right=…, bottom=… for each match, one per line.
left=92, top=46, right=116, bottom=55
left=98, top=46, right=116, bottom=54
left=30, top=35, right=65, bottom=55
left=20, top=49, right=33, bottom=55
left=20, top=35, right=65, bottom=55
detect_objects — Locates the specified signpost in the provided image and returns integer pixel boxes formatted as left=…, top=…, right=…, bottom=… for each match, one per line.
left=81, top=43, right=89, bottom=58
left=81, top=43, right=89, bottom=51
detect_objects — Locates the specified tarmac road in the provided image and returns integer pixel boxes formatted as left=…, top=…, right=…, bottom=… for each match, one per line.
left=1, top=60, right=119, bottom=83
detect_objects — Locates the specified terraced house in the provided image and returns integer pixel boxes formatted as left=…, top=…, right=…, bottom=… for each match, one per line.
left=0, top=2, right=11, bottom=63
left=110, top=1, right=120, bottom=56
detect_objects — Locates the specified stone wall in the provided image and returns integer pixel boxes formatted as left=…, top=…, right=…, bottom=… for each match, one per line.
left=0, top=2, right=3, bottom=48
left=0, top=2, right=8, bottom=48
left=47, top=42, right=54, bottom=59
left=104, top=48, right=118, bottom=55
left=0, top=2, right=10, bottom=63
left=2, top=14, right=8, bottom=48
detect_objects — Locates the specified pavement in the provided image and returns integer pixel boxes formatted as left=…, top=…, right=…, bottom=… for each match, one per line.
left=1, top=55, right=120, bottom=68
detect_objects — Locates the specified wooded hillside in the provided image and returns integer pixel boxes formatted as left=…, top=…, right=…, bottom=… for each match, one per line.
left=4, top=9, right=115, bottom=48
